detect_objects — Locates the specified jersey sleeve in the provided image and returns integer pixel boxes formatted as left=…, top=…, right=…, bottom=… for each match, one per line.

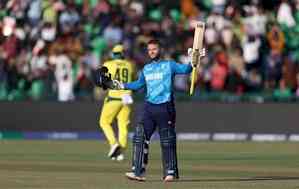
left=124, top=70, right=145, bottom=90
left=170, top=61, right=192, bottom=74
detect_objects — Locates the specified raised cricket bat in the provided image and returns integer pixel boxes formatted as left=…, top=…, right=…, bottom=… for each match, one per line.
left=190, top=21, right=205, bottom=95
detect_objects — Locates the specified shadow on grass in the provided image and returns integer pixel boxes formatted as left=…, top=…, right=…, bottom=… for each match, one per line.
left=148, top=176, right=299, bottom=183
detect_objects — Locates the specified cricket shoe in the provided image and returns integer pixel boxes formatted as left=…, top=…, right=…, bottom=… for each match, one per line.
left=111, top=154, right=125, bottom=161
left=125, top=172, right=146, bottom=182
left=163, top=175, right=177, bottom=182
left=108, top=144, right=121, bottom=158
left=116, top=153, right=124, bottom=161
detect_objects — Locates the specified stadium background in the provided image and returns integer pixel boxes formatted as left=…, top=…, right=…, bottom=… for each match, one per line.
left=1, top=1, right=299, bottom=189
left=0, top=0, right=299, bottom=140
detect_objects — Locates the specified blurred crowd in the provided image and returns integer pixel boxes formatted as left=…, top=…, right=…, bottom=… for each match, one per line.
left=1, top=0, right=299, bottom=102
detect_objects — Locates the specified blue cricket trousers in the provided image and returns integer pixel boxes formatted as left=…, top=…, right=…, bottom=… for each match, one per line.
left=139, top=100, right=176, bottom=140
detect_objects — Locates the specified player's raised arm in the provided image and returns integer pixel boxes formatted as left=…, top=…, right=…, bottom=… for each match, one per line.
left=171, top=48, right=206, bottom=75
left=171, top=60, right=192, bottom=74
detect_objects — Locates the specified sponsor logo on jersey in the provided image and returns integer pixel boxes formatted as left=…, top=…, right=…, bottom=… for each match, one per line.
left=145, top=73, right=163, bottom=81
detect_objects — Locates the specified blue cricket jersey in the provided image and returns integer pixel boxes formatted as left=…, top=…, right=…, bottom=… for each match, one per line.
left=124, top=60, right=192, bottom=104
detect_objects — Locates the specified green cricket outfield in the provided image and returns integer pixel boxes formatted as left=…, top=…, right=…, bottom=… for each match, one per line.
left=0, top=141, right=299, bottom=189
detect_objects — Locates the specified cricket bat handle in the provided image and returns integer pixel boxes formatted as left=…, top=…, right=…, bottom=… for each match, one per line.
left=190, top=65, right=197, bottom=95
left=189, top=49, right=200, bottom=95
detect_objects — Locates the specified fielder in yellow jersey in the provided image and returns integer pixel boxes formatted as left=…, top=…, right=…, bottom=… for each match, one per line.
left=99, top=44, right=136, bottom=161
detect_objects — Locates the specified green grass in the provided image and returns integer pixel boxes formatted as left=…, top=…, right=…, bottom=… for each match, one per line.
left=0, top=141, right=299, bottom=189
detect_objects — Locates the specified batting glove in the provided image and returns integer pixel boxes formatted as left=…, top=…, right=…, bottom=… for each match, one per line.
left=112, top=80, right=124, bottom=90
left=188, top=48, right=206, bottom=57
left=188, top=48, right=206, bottom=66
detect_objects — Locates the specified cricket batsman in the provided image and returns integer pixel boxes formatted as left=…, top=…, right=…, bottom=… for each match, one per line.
left=97, top=39, right=205, bottom=182
left=95, top=44, right=136, bottom=161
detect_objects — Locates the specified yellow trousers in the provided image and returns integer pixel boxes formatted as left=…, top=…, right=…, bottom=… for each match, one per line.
left=99, top=98, right=131, bottom=149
